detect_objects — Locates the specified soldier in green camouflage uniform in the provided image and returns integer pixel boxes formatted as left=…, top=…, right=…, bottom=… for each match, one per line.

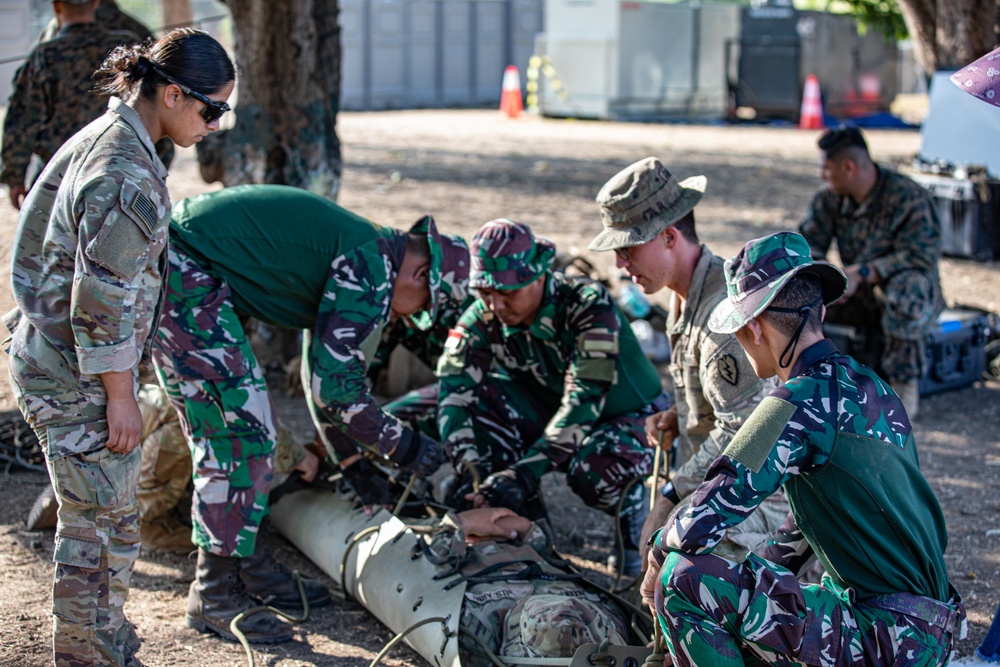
left=437, top=219, right=668, bottom=577
left=799, top=126, right=943, bottom=418
left=424, top=507, right=637, bottom=665
left=154, top=184, right=460, bottom=641
left=3, top=28, right=235, bottom=666
left=642, top=232, right=964, bottom=667
left=2, top=0, right=142, bottom=209
left=366, top=269, right=475, bottom=441
left=589, top=157, right=786, bottom=566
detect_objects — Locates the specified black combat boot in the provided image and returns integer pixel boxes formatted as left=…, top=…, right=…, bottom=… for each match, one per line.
left=240, top=520, right=332, bottom=613
left=186, top=548, right=294, bottom=644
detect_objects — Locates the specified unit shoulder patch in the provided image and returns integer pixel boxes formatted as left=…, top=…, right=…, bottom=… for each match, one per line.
left=717, top=353, right=740, bottom=386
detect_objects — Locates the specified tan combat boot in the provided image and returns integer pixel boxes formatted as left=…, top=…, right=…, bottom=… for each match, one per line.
left=140, top=515, right=195, bottom=554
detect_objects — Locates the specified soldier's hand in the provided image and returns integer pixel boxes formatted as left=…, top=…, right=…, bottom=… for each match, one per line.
left=294, top=448, right=320, bottom=483
left=340, top=457, right=395, bottom=517
left=457, top=507, right=531, bottom=542
left=388, top=430, right=447, bottom=477
left=8, top=184, right=26, bottom=210
left=471, top=466, right=538, bottom=513
left=639, top=495, right=676, bottom=569
left=441, top=460, right=488, bottom=510
left=101, top=371, right=142, bottom=454
left=645, top=407, right=678, bottom=450
left=640, top=547, right=664, bottom=613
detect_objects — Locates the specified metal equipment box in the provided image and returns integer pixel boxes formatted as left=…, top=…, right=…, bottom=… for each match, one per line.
left=907, top=171, right=1000, bottom=262
left=824, top=306, right=995, bottom=396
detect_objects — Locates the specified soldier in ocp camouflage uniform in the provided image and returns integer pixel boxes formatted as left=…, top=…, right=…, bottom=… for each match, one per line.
left=424, top=507, right=638, bottom=665
left=3, top=72, right=171, bottom=667
left=799, top=126, right=943, bottom=418
left=642, top=232, right=964, bottom=667
left=1, top=0, right=141, bottom=209
left=437, top=219, right=668, bottom=577
left=154, top=184, right=459, bottom=642
left=588, top=157, right=785, bottom=566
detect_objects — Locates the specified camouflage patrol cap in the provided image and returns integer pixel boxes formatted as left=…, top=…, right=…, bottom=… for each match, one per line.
left=469, top=219, right=555, bottom=290
left=408, top=215, right=470, bottom=331
left=499, top=594, right=628, bottom=658
left=951, top=46, right=1000, bottom=107
left=588, top=157, right=706, bottom=252
left=708, top=232, right=847, bottom=334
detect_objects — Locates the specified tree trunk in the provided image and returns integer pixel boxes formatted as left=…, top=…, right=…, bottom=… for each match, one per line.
left=897, top=0, right=996, bottom=72
left=197, top=0, right=342, bottom=201
left=162, top=0, right=193, bottom=31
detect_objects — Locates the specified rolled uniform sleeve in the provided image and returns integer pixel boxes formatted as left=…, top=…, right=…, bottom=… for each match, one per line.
left=670, top=330, right=763, bottom=498
left=437, top=303, right=494, bottom=466
left=73, top=177, right=163, bottom=375
left=309, top=242, right=408, bottom=458
left=867, top=185, right=940, bottom=280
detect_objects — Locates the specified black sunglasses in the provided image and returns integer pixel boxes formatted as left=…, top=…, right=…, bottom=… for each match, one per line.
left=151, top=65, right=230, bottom=123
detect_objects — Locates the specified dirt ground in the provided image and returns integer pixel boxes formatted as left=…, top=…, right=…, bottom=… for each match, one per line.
left=0, top=110, right=998, bottom=666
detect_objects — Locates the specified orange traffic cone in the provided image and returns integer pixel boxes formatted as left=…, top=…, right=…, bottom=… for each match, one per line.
left=499, top=65, right=523, bottom=118
left=799, top=74, right=824, bottom=130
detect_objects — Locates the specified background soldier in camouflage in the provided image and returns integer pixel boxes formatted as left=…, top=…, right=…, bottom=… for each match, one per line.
left=3, top=27, right=235, bottom=666
left=38, top=0, right=177, bottom=170
left=1, top=0, right=142, bottom=209
left=799, top=126, right=943, bottom=418
left=437, top=219, right=667, bottom=577
left=642, top=232, right=964, bottom=667
left=154, top=184, right=459, bottom=642
left=424, top=507, right=637, bottom=665
left=588, top=157, right=785, bottom=567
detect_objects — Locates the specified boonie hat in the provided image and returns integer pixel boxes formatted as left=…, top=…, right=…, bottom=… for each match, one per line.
left=408, top=215, right=469, bottom=330
left=588, top=157, right=706, bottom=252
left=469, top=219, right=555, bottom=290
left=708, top=232, right=847, bottom=334
left=950, top=46, right=1000, bottom=107
left=499, top=594, right=628, bottom=658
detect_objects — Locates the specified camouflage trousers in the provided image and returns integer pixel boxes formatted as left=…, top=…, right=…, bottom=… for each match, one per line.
left=384, top=383, right=441, bottom=440
left=8, top=358, right=142, bottom=667
left=461, top=579, right=630, bottom=665
left=826, top=270, right=943, bottom=382
left=654, top=551, right=963, bottom=667
left=458, top=376, right=659, bottom=519
left=152, top=247, right=276, bottom=558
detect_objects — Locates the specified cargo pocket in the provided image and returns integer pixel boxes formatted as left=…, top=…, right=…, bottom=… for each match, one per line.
left=52, top=532, right=102, bottom=625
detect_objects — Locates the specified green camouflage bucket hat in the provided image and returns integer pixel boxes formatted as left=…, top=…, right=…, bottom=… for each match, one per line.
left=408, top=215, right=470, bottom=330
left=588, top=157, right=706, bottom=252
left=469, top=219, right=556, bottom=290
left=708, top=232, right=847, bottom=335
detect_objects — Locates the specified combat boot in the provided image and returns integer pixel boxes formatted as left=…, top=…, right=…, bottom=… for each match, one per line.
left=140, top=515, right=194, bottom=554
left=186, top=548, right=294, bottom=644
left=240, top=520, right=332, bottom=614
left=25, top=484, right=58, bottom=531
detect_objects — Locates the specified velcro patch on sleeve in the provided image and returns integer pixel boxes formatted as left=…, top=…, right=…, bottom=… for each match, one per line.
left=578, top=330, right=618, bottom=354
left=444, top=328, right=467, bottom=354
left=575, top=356, right=616, bottom=382
left=127, top=188, right=158, bottom=237
left=722, top=396, right=797, bottom=473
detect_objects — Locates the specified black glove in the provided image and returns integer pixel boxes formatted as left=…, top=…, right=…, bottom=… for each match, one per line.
left=340, top=458, right=396, bottom=508
left=441, top=462, right=488, bottom=511
left=478, top=466, right=539, bottom=513
left=389, top=429, right=447, bottom=478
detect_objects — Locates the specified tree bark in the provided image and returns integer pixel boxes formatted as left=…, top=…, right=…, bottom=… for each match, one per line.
left=197, top=0, right=342, bottom=200
left=897, top=0, right=996, bottom=72
left=162, top=0, right=193, bottom=32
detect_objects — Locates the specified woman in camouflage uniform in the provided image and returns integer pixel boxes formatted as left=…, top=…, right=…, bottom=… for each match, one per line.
left=4, top=29, right=234, bottom=667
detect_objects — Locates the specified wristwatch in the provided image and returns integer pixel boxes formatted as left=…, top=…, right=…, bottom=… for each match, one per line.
left=858, top=264, right=871, bottom=283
